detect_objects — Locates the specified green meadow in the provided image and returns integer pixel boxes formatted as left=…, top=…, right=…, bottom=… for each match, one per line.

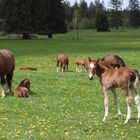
left=0, top=29, right=140, bottom=140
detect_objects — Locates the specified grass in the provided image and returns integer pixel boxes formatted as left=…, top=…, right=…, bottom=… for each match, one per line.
left=0, top=29, right=140, bottom=139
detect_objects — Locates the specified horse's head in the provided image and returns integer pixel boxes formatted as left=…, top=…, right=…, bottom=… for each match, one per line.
left=18, top=78, right=31, bottom=90
left=87, top=57, right=99, bottom=80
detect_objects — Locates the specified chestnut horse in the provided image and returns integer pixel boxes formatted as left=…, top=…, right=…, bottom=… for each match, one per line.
left=56, top=54, right=69, bottom=72
left=87, top=57, right=140, bottom=124
left=0, top=49, right=15, bottom=97
left=14, top=78, right=31, bottom=98
left=75, top=57, right=88, bottom=72
left=101, top=55, right=125, bottom=68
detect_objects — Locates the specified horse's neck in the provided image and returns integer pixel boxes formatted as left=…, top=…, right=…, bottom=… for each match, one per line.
left=96, top=63, right=107, bottom=79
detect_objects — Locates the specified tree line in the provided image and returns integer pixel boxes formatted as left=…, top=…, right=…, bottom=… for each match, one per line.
left=0, top=0, right=140, bottom=39
left=64, top=0, right=140, bottom=31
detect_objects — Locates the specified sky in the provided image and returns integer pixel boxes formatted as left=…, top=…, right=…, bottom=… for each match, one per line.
left=67, top=0, right=130, bottom=9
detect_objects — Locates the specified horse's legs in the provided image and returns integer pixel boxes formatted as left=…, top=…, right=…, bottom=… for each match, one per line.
left=66, top=61, right=68, bottom=70
left=56, top=61, right=59, bottom=71
left=103, top=87, right=109, bottom=122
left=111, top=88, right=122, bottom=118
left=130, top=85, right=140, bottom=122
left=61, top=63, right=64, bottom=72
left=1, top=76, right=6, bottom=97
left=123, top=88, right=132, bottom=124
left=6, top=71, right=13, bottom=92
left=76, top=64, right=78, bottom=72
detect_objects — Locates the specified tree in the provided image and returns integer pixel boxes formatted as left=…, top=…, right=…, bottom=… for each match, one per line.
left=79, top=0, right=88, bottom=18
left=95, top=12, right=110, bottom=31
left=87, top=2, right=96, bottom=18
left=94, top=0, right=105, bottom=13
left=129, top=0, right=140, bottom=28
left=0, top=0, right=66, bottom=39
left=109, top=0, right=123, bottom=29
left=64, top=1, right=72, bottom=23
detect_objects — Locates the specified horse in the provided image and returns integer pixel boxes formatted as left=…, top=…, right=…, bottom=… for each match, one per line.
left=14, top=78, right=31, bottom=98
left=75, top=57, right=88, bottom=72
left=0, top=49, right=15, bottom=97
left=101, top=55, right=125, bottom=68
left=87, top=57, right=140, bottom=124
left=56, top=53, right=69, bottom=72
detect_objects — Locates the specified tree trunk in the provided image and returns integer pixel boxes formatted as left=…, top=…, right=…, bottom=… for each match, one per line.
left=22, top=33, right=30, bottom=39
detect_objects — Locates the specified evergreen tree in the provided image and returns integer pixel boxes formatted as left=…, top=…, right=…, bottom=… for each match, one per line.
left=109, top=0, right=123, bottom=29
left=0, top=0, right=66, bottom=38
left=95, top=12, right=110, bottom=31
left=87, top=2, right=96, bottom=18
left=129, top=0, right=140, bottom=27
left=79, top=0, right=88, bottom=18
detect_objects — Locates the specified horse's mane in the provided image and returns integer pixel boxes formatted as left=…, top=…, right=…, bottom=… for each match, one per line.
left=18, top=79, right=30, bottom=88
left=114, top=55, right=125, bottom=67
left=98, top=60, right=113, bottom=70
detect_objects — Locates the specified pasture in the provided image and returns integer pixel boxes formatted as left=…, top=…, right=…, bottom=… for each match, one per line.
left=0, top=29, right=140, bottom=140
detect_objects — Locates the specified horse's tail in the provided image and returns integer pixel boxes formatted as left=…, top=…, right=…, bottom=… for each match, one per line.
left=114, top=55, right=126, bottom=67
left=133, top=70, right=140, bottom=88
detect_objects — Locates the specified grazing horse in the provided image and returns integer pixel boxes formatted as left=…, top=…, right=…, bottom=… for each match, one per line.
left=87, top=57, right=140, bottom=124
left=56, top=54, right=69, bottom=72
left=101, top=55, right=125, bottom=68
left=0, top=49, right=15, bottom=97
left=75, top=57, right=88, bottom=72
left=14, top=78, right=31, bottom=98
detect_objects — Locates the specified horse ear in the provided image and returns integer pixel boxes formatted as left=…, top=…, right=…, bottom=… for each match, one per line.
left=96, top=58, right=100, bottom=63
left=88, top=57, right=92, bottom=62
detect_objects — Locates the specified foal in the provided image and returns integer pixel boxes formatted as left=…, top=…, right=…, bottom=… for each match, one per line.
left=101, top=55, right=125, bottom=68
left=14, top=78, right=31, bottom=98
left=56, top=54, right=69, bottom=72
left=87, top=58, right=140, bottom=124
left=75, top=57, right=88, bottom=72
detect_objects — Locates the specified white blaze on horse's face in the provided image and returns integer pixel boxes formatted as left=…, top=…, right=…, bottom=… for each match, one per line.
left=89, top=63, right=95, bottom=69
left=88, top=62, right=96, bottom=80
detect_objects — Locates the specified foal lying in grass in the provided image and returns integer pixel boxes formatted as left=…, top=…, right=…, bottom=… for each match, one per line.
left=14, top=78, right=31, bottom=98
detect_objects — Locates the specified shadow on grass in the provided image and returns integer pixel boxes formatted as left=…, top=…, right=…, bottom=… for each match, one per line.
left=4, top=90, right=37, bottom=98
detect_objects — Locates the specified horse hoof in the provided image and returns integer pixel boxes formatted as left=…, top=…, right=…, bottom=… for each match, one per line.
left=102, top=117, right=107, bottom=122
left=119, top=114, right=122, bottom=118
left=124, top=119, right=129, bottom=124
left=137, top=118, right=140, bottom=123
left=1, top=95, right=5, bottom=98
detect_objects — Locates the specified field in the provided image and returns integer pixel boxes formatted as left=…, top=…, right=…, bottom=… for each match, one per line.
left=0, top=29, right=140, bottom=140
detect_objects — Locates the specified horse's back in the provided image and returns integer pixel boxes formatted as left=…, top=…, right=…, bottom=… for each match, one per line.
left=76, top=57, right=86, bottom=65
left=104, top=67, right=135, bottom=82
left=0, top=49, right=15, bottom=75
left=57, top=53, right=68, bottom=62
left=102, top=55, right=125, bottom=67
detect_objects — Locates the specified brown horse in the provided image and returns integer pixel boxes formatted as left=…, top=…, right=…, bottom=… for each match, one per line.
left=101, top=55, right=125, bottom=68
left=75, top=57, right=88, bottom=72
left=14, top=78, right=31, bottom=98
left=56, top=53, right=69, bottom=72
left=87, top=57, right=140, bottom=124
left=0, top=49, right=15, bottom=97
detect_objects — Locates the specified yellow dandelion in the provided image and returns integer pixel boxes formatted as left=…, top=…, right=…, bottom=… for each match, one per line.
left=40, top=131, right=46, bottom=137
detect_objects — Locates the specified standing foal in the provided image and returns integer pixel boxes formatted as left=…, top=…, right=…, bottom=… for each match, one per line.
left=56, top=54, right=69, bottom=72
left=75, top=57, right=88, bottom=72
left=87, top=58, right=140, bottom=124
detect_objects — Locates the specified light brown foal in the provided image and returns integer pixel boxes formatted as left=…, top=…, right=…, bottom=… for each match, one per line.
left=56, top=54, right=69, bottom=72
left=75, top=57, right=88, bottom=72
left=87, top=58, right=140, bottom=124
